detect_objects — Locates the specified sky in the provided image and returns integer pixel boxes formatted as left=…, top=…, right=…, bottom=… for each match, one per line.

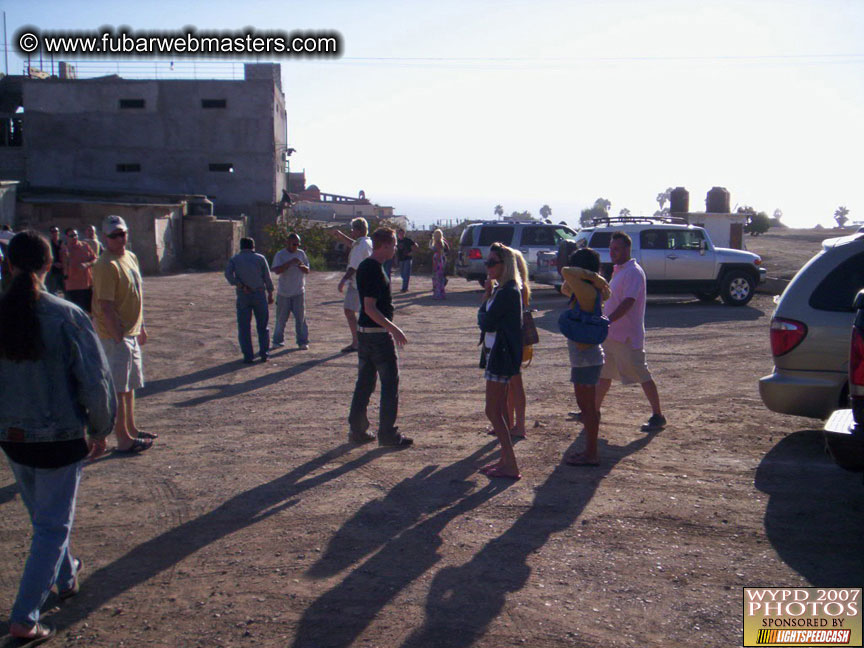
left=4, top=0, right=863, bottom=229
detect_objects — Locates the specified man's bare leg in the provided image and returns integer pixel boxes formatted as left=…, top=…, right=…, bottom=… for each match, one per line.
left=343, top=308, right=358, bottom=348
left=114, top=391, right=135, bottom=450
left=641, top=379, right=663, bottom=416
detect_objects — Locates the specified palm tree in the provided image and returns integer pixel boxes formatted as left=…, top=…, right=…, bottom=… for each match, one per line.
left=619, top=207, right=632, bottom=218
left=539, top=204, right=552, bottom=220
left=834, top=206, right=850, bottom=228
left=494, top=204, right=504, bottom=219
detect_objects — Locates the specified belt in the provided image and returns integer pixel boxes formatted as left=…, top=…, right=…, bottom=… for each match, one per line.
left=357, top=326, right=388, bottom=333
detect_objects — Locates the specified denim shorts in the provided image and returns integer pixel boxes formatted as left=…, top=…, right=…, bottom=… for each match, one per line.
left=484, top=370, right=512, bottom=384
left=570, top=364, right=603, bottom=386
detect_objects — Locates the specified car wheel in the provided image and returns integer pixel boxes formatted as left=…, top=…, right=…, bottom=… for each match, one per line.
left=694, top=290, right=720, bottom=302
left=720, top=270, right=755, bottom=306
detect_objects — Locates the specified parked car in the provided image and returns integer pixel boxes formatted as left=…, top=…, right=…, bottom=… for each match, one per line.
left=455, top=221, right=577, bottom=285
left=759, top=232, right=864, bottom=420
left=822, top=289, right=864, bottom=473
left=535, top=216, right=766, bottom=306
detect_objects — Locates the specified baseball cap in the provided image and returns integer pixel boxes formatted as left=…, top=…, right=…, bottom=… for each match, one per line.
left=102, top=215, right=128, bottom=235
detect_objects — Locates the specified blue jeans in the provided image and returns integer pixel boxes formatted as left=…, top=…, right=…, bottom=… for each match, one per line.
left=6, top=458, right=82, bottom=627
left=236, top=291, right=270, bottom=360
left=399, top=259, right=412, bottom=291
left=348, top=333, right=399, bottom=440
left=382, top=259, right=393, bottom=280
left=272, top=293, right=309, bottom=346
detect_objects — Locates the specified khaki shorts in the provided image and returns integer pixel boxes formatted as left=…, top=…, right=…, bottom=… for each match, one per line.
left=101, top=336, right=145, bottom=392
left=599, top=338, right=652, bottom=385
left=343, top=285, right=361, bottom=312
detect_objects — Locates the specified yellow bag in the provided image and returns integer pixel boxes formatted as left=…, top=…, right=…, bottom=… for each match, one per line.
left=522, top=344, right=533, bottom=367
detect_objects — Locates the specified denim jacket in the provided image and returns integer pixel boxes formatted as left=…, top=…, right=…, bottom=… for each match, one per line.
left=0, top=292, right=117, bottom=442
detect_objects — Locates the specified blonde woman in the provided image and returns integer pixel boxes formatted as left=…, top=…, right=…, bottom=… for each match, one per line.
left=430, top=229, right=449, bottom=299
left=507, top=250, right=531, bottom=437
left=477, top=242, right=523, bottom=479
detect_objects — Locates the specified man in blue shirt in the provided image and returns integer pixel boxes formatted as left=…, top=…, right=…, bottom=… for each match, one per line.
left=225, top=238, right=275, bottom=363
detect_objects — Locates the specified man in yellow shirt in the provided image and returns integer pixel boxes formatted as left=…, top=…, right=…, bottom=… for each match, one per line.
left=92, top=215, right=153, bottom=454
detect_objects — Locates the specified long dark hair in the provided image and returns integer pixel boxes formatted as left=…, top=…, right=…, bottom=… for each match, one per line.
left=0, top=231, right=51, bottom=362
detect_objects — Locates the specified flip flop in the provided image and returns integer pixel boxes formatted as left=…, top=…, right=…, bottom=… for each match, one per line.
left=565, top=453, right=600, bottom=467
left=478, top=463, right=499, bottom=475
left=484, top=466, right=521, bottom=480
left=9, top=622, right=55, bottom=647
left=114, top=437, right=152, bottom=455
left=136, top=431, right=158, bottom=440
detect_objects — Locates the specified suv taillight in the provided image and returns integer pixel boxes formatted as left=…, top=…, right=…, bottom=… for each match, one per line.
left=851, top=326, right=864, bottom=387
left=468, top=248, right=482, bottom=260
left=770, top=318, right=808, bottom=357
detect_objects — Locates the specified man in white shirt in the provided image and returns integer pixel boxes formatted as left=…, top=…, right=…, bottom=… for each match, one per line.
left=271, top=233, right=311, bottom=350
left=334, top=218, right=373, bottom=353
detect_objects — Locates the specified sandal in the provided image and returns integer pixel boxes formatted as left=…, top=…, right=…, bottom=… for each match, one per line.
left=58, top=557, right=84, bottom=600
left=114, top=437, right=153, bottom=455
left=9, top=622, right=55, bottom=647
left=484, top=466, right=521, bottom=480
left=136, top=431, right=158, bottom=440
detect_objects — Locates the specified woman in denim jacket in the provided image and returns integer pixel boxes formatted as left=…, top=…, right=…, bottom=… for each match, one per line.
left=0, top=231, right=116, bottom=645
left=477, top=242, right=524, bottom=480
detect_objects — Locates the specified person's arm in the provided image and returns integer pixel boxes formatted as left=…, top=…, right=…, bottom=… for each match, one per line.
left=339, top=267, right=356, bottom=292
left=362, top=296, right=407, bottom=347
left=224, top=257, right=238, bottom=286
left=261, top=256, right=275, bottom=304
left=478, top=285, right=519, bottom=332
left=97, top=299, right=124, bottom=343
left=332, top=229, right=355, bottom=245
left=298, top=251, right=310, bottom=274
left=607, top=297, right=635, bottom=322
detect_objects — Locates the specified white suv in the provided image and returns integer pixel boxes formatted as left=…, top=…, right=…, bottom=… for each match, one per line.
left=535, top=216, right=766, bottom=306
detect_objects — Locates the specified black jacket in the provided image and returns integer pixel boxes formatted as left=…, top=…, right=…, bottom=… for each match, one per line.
left=477, top=280, right=523, bottom=377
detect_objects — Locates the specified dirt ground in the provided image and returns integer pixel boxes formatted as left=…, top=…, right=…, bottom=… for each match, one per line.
left=1, top=241, right=863, bottom=647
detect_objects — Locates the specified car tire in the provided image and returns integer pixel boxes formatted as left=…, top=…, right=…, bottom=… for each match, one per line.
left=694, top=290, right=720, bottom=302
left=720, top=270, right=755, bottom=306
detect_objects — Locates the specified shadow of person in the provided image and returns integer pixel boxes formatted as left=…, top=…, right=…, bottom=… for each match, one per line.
left=44, top=443, right=388, bottom=631
left=292, top=448, right=512, bottom=648
left=399, top=433, right=656, bottom=648
left=0, top=482, right=17, bottom=506
left=308, top=442, right=499, bottom=578
left=138, top=359, right=254, bottom=398
left=755, top=430, right=864, bottom=586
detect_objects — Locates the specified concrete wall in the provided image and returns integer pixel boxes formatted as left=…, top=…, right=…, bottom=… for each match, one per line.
left=21, top=65, right=286, bottom=216
left=16, top=200, right=183, bottom=275
left=182, top=217, right=243, bottom=271
left=688, top=213, right=748, bottom=249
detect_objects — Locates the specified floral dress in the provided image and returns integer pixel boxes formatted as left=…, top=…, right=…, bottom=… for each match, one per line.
left=432, top=242, right=448, bottom=299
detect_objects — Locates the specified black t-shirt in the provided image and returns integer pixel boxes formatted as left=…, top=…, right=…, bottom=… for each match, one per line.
left=357, top=257, right=393, bottom=328
left=396, top=237, right=416, bottom=262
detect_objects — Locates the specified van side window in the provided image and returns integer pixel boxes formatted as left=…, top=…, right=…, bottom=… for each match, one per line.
left=478, top=227, right=515, bottom=246
left=521, top=227, right=555, bottom=246
left=809, top=252, right=864, bottom=312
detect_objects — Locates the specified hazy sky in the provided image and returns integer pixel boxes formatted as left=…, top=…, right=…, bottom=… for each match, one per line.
left=5, top=0, right=863, bottom=228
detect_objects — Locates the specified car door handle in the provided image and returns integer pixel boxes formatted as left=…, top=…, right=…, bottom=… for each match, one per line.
left=666, top=254, right=678, bottom=260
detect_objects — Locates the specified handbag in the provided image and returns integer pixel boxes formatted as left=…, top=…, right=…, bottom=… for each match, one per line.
left=522, top=310, right=540, bottom=346
left=558, top=289, right=609, bottom=345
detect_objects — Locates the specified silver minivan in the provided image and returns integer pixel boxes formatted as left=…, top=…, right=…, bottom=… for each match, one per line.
left=455, top=221, right=577, bottom=285
left=759, top=232, right=864, bottom=419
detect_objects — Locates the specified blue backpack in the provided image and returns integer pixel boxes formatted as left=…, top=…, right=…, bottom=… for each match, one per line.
left=558, top=289, right=609, bottom=345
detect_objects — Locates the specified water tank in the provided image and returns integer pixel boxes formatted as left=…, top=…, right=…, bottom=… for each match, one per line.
left=670, top=187, right=689, bottom=213
left=706, top=187, right=730, bottom=213
left=187, top=196, right=215, bottom=218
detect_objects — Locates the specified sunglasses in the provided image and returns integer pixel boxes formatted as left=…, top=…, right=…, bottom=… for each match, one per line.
left=107, top=231, right=128, bottom=239
left=484, top=258, right=502, bottom=268
left=68, top=233, right=78, bottom=238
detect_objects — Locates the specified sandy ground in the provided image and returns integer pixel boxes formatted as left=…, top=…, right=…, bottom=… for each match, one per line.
left=1, top=253, right=863, bottom=647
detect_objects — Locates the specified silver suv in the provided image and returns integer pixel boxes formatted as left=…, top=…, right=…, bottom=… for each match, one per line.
left=455, top=221, right=577, bottom=285
left=536, top=217, right=766, bottom=306
left=759, top=232, right=864, bottom=419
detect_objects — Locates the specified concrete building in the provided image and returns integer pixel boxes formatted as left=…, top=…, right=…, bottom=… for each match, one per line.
left=0, top=63, right=288, bottom=217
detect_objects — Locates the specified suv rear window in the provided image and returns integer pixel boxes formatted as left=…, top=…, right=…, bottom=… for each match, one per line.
left=478, top=226, right=515, bottom=246
left=520, top=226, right=556, bottom=246
left=459, top=227, right=476, bottom=246
left=588, top=232, right=612, bottom=249
left=809, top=251, right=864, bottom=312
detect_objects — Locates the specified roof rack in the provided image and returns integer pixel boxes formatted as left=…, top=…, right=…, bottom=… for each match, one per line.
left=590, top=215, right=690, bottom=226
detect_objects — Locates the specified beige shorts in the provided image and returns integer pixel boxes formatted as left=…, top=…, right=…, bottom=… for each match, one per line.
left=599, top=338, right=652, bottom=385
left=343, top=285, right=361, bottom=312
left=101, top=336, right=145, bottom=393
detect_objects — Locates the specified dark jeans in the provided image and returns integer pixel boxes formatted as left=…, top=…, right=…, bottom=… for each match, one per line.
left=45, top=269, right=64, bottom=296
left=382, top=258, right=394, bottom=280
left=349, top=332, right=399, bottom=439
left=236, top=290, right=270, bottom=360
left=399, top=259, right=412, bottom=290
left=65, top=288, right=92, bottom=313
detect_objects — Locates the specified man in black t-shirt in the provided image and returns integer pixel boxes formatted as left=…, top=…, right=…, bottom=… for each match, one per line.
left=395, top=228, right=418, bottom=293
left=348, top=227, right=413, bottom=448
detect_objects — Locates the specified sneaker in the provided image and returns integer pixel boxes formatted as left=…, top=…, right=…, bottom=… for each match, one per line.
left=260, top=354, right=269, bottom=362
left=271, top=341, right=285, bottom=348
left=641, top=414, right=667, bottom=432
left=298, top=344, right=309, bottom=350
left=379, top=428, right=413, bottom=448
left=242, top=357, right=255, bottom=364
left=348, top=431, right=376, bottom=444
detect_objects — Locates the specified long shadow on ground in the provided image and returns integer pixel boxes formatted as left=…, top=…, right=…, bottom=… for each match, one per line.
left=42, top=444, right=388, bottom=631
left=755, top=430, right=864, bottom=586
left=292, top=434, right=656, bottom=648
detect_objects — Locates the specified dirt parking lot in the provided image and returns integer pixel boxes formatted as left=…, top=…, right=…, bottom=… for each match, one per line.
left=1, top=263, right=863, bottom=648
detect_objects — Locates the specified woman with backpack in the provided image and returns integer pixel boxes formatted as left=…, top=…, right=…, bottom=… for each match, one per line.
left=561, top=247, right=610, bottom=466
left=477, top=242, right=523, bottom=479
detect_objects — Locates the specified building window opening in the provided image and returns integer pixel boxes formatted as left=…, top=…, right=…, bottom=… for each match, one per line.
left=0, top=118, right=23, bottom=147
left=116, top=163, right=141, bottom=173
left=201, top=99, right=227, bottom=109
left=209, top=163, right=234, bottom=173
left=119, top=99, right=146, bottom=109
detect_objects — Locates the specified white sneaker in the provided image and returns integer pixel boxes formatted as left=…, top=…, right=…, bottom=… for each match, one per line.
left=298, top=344, right=309, bottom=350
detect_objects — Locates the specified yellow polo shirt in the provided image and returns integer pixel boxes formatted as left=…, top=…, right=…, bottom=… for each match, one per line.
left=92, top=250, right=143, bottom=338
